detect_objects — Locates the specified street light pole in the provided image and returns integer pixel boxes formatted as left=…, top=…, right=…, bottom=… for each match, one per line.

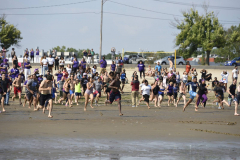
left=99, top=0, right=103, bottom=61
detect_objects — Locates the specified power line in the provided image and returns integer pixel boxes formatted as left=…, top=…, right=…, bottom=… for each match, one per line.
left=108, top=0, right=240, bottom=23
left=153, top=0, right=240, bottom=11
left=1, top=12, right=239, bottom=24
left=108, top=0, right=182, bottom=17
left=0, top=0, right=97, bottom=10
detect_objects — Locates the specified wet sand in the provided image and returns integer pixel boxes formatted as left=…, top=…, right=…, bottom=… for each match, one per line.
left=0, top=67, right=240, bottom=159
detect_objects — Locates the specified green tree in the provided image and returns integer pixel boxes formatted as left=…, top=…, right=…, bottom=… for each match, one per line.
left=0, top=15, right=22, bottom=49
left=212, top=25, right=240, bottom=60
left=175, top=9, right=225, bottom=65
left=52, top=46, right=66, bottom=52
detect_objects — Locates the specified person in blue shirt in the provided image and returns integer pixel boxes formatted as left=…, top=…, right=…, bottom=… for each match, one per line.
left=155, top=62, right=162, bottom=74
left=120, top=69, right=127, bottom=90
left=183, top=76, right=199, bottom=112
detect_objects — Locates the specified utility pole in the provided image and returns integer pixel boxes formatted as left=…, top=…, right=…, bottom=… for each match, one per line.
left=99, top=0, right=103, bottom=61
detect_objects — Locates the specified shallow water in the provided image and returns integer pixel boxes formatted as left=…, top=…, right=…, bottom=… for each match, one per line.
left=0, top=138, right=239, bottom=159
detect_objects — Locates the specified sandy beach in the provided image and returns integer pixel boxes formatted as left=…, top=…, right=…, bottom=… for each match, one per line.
left=0, top=66, right=240, bottom=159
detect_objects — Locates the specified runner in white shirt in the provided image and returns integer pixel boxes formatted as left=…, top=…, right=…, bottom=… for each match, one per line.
left=138, top=80, right=151, bottom=109
left=47, top=54, right=54, bottom=74
left=232, top=66, right=239, bottom=82
left=221, top=71, right=229, bottom=89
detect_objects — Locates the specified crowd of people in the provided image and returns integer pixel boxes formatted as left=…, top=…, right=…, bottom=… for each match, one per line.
left=135, top=60, right=239, bottom=116
left=0, top=47, right=239, bottom=118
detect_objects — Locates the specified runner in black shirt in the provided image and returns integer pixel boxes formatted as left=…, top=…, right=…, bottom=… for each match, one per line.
left=227, top=79, right=237, bottom=107
left=81, top=73, right=88, bottom=93
left=0, top=73, right=10, bottom=112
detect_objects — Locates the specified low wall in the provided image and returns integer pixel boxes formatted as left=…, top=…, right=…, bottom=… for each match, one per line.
left=10, top=62, right=233, bottom=70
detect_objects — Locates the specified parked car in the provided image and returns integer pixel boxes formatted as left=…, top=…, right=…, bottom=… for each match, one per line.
left=224, top=57, right=240, bottom=66
left=123, top=55, right=131, bottom=64
left=129, top=55, right=147, bottom=64
left=154, top=56, right=186, bottom=65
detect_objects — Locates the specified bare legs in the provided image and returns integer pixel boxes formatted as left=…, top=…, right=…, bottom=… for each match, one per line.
left=84, top=93, right=94, bottom=111
left=183, top=99, right=193, bottom=112
left=234, top=101, right=239, bottom=116
left=117, top=100, right=123, bottom=116
left=158, top=95, right=163, bottom=107
left=1, top=96, right=5, bottom=112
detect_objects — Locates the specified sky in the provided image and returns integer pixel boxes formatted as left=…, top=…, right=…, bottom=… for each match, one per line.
left=0, top=0, right=240, bottom=57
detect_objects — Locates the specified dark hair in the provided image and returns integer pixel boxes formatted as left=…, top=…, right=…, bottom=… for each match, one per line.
left=47, top=75, right=52, bottom=80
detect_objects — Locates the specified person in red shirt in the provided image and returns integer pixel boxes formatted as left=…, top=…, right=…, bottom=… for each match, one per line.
left=131, top=76, right=139, bottom=107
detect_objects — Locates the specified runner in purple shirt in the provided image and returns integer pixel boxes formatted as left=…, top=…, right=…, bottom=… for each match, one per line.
left=10, top=64, right=19, bottom=80
left=0, top=59, right=9, bottom=73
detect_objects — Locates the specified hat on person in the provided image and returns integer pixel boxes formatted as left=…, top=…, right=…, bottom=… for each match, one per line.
left=39, top=74, right=43, bottom=76
left=219, top=80, right=223, bottom=83
left=4, top=59, right=8, bottom=62
left=34, top=68, right=38, bottom=72
left=83, top=73, right=87, bottom=76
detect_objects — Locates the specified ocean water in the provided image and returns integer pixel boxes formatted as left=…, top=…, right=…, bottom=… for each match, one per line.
left=0, top=138, right=239, bottom=159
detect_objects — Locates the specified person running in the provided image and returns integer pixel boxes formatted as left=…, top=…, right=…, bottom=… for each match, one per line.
left=81, top=73, right=88, bottom=93
left=139, top=80, right=151, bottom=109
left=105, top=73, right=124, bottom=116
left=12, top=74, right=22, bottom=105
left=0, top=73, right=10, bottom=112
left=152, top=80, right=160, bottom=107
left=213, top=81, right=229, bottom=110
left=74, top=79, right=82, bottom=105
left=37, top=75, right=53, bottom=118
left=232, top=66, right=239, bottom=83
left=57, top=76, right=65, bottom=99
left=120, top=69, right=126, bottom=91
left=131, top=75, right=139, bottom=108
left=173, top=83, right=179, bottom=106
left=102, top=72, right=109, bottom=94
left=158, top=82, right=165, bottom=107
left=195, top=79, right=208, bottom=110
left=212, top=77, right=219, bottom=90
left=84, top=77, right=95, bottom=111
left=69, top=74, right=75, bottom=104
left=66, top=64, right=72, bottom=78
left=233, top=82, right=240, bottom=116
left=175, top=81, right=186, bottom=107
left=183, top=77, right=199, bottom=112
left=93, top=78, right=103, bottom=106
left=227, top=79, right=237, bottom=107
left=138, top=61, right=145, bottom=79
left=58, top=78, right=72, bottom=107
left=26, top=74, right=39, bottom=110
left=166, top=82, right=174, bottom=106
left=10, top=64, right=19, bottom=81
